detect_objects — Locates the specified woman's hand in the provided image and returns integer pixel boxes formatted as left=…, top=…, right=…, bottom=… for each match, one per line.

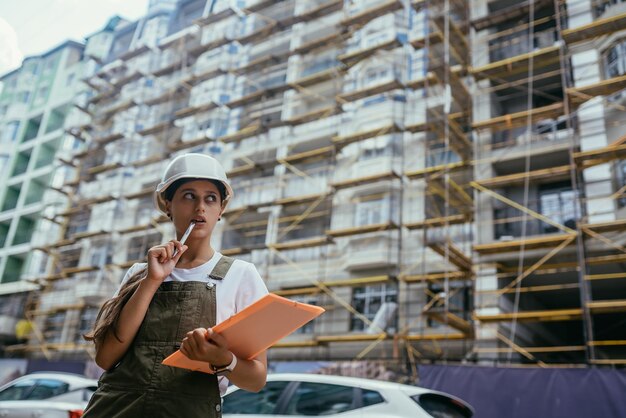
left=180, top=328, right=233, bottom=367
left=146, top=240, right=188, bottom=284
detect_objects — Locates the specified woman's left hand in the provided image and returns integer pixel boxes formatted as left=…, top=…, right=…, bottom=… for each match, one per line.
left=180, top=328, right=232, bottom=367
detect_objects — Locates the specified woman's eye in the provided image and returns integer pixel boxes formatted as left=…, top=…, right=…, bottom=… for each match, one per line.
left=206, top=195, right=217, bottom=202
left=183, top=192, right=194, bottom=199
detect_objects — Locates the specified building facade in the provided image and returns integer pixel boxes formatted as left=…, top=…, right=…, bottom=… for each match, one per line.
left=0, top=0, right=624, bottom=369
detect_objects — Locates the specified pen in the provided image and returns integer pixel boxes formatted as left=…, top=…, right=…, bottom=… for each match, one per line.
left=173, top=221, right=196, bottom=257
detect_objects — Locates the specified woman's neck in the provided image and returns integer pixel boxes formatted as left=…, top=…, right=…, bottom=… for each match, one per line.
left=175, top=242, right=215, bottom=268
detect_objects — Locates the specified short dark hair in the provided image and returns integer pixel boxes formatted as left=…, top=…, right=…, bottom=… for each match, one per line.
left=163, top=178, right=226, bottom=204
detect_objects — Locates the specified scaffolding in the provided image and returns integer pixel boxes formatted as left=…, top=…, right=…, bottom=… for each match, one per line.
left=8, top=0, right=626, bottom=369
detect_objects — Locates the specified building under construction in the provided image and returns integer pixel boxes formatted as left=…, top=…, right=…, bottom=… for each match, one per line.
left=0, top=0, right=625, bottom=372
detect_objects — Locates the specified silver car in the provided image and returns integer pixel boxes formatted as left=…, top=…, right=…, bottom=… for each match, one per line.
left=0, top=372, right=98, bottom=418
left=222, top=373, right=473, bottom=418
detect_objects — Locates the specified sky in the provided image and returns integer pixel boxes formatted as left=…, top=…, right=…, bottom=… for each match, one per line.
left=0, top=0, right=150, bottom=76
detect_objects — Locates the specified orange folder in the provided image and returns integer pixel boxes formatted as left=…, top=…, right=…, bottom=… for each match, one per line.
left=162, top=293, right=325, bottom=374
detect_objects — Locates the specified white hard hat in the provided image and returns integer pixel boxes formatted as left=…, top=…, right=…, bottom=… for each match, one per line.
left=154, top=153, right=233, bottom=214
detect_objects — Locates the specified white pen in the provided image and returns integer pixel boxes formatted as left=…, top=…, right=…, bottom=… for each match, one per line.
left=173, top=221, right=196, bottom=257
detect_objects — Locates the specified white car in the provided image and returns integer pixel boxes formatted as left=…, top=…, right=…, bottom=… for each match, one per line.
left=222, top=373, right=473, bottom=418
left=0, top=372, right=98, bottom=418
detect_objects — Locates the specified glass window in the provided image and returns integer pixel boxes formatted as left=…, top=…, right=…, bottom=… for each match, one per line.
left=222, top=381, right=290, bottom=414
left=362, top=389, right=385, bottom=407
left=0, top=379, right=37, bottom=400
left=412, top=393, right=473, bottom=418
left=2, top=121, right=20, bottom=142
left=539, top=185, right=580, bottom=232
left=356, top=197, right=389, bottom=226
left=604, top=39, right=626, bottom=78
left=26, top=379, right=69, bottom=400
left=284, top=382, right=356, bottom=416
left=351, top=283, right=398, bottom=332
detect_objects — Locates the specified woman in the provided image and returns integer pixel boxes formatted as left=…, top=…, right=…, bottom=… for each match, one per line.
left=83, top=153, right=268, bottom=417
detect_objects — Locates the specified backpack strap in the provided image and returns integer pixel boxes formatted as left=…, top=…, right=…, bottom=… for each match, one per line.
left=207, top=255, right=235, bottom=281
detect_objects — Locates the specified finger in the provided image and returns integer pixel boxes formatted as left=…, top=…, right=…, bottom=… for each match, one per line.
left=206, top=328, right=228, bottom=349
left=173, top=245, right=188, bottom=263
left=180, top=339, right=189, bottom=357
left=165, top=242, right=174, bottom=260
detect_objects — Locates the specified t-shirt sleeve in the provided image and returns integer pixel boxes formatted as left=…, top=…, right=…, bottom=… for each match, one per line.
left=234, top=262, right=269, bottom=313
left=113, top=263, right=146, bottom=297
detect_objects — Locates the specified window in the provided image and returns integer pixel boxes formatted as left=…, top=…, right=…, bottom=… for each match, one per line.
left=351, top=283, right=398, bottom=332
left=0, top=379, right=37, bottom=400
left=66, top=73, right=75, bottom=86
left=25, top=379, right=69, bottom=400
left=356, top=198, right=388, bottom=226
left=362, top=389, right=385, bottom=407
left=21, top=91, right=31, bottom=104
left=127, top=232, right=161, bottom=262
left=412, top=393, right=473, bottom=418
left=539, top=184, right=580, bottom=232
left=222, top=381, right=290, bottom=414
left=284, top=382, right=356, bottom=416
left=604, top=39, right=626, bottom=78
left=2, top=121, right=20, bottom=142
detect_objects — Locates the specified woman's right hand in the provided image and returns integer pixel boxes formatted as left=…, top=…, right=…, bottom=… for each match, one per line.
left=146, top=240, right=188, bottom=284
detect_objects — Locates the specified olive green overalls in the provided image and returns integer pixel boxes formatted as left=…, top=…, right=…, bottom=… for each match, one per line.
left=84, top=256, right=235, bottom=418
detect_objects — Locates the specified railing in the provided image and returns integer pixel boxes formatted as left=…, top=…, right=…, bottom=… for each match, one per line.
left=490, top=123, right=573, bottom=151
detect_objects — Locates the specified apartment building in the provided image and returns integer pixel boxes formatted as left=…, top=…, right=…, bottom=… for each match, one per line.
left=0, top=0, right=624, bottom=369
left=0, top=18, right=126, bottom=350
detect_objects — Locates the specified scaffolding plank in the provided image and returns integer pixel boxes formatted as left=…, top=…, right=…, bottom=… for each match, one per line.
left=472, top=103, right=564, bottom=131
left=573, top=143, right=626, bottom=170
left=405, top=161, right=468, bottom=179
left=326, top=221, right=398, bottom=238
left=403, top=332, right=466, bottom=341
left=338, top=38, right=402, bottom=66
left=340, top=0, right=403, bottom=26
left=280, top=146, right=335, bottom=165
left=562, top=11, right=626, bottom=44
left=404, top=214, right=472, bottom=230
left=293, top=31, right=345, bottom=55
left=275, top=192, right=329, bottom=207
left=475, top=165, right=571, bottom=188
left=470, top=46, right=561, bottom=80
left=587, top=300, right=626, bottom=314
left=332, top=123, right=401, bottom=148
left=400, top=271, right=471, bottom=282
left=331, top=170, right=400, bottom=190
left=582, top=218, right=626, bottom=233
left=473, top=234, right=575, bottom=254
left=284, top=105, right=341, bottom=126
left=474, top=308, right=583, bottom=322
left=219, top=123, right=264, bottom=143
left=289, top=67, right=343, bottom=88
left=270, top=236, right=332, bottom=251
left=337, top=79, right=404, bottom=102
left=317, top=334, right=387, bottom=343
left=427, top=241, right=473, bottom=271
left=423, top=310, right=473, bottom=335
left=567, top=74, right=626, bottom=107
left=274, top=275, right=392, bottom=296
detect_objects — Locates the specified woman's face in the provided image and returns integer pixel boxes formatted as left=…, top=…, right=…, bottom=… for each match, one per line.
left=165, top=179, right=224, bottom=241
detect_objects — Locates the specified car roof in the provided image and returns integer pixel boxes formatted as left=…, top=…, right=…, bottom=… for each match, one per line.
left=264, top=373, right=431, bottom=395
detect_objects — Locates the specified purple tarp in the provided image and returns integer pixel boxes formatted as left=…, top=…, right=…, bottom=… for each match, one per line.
left=418, top=364, right=626, bottom=418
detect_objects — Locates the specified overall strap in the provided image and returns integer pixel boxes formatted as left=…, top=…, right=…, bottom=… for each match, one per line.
left=208, top=255, right=235, bottom=280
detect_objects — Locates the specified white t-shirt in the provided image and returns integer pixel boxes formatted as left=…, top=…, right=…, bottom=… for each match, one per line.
left=117, top=252, right=268, bottom=395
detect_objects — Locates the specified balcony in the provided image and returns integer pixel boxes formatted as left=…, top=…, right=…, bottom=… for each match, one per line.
left=341, top=234, right=399, bottom=270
